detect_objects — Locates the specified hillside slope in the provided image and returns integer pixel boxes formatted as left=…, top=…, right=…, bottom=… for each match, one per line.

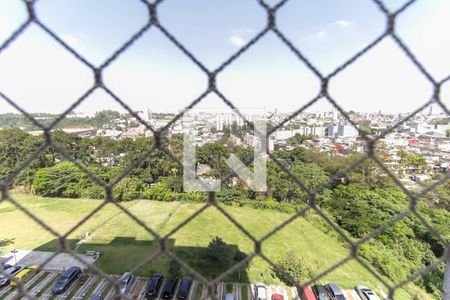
left=0, top=195, right=433, bottom=299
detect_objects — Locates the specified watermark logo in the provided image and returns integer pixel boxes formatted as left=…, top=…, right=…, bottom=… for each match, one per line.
left=182, top=113, right=267, bottom=192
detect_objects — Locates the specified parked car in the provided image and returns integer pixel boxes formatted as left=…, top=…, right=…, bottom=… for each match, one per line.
left=255, top=282, right=267, bottom=300
left=119, top=272, right=134, bottom=295
left=299, top=286, right=317, bottom=300
left=271, top=293, right=284, bottom=300
left=0, top=264, right=27, bottom=287
left=225, top=293, right=234, bottom=300
left=312, top=285, right=330, bottom=300
left=162, top=278, right=179, bottom=299
left=326, top=283, right=345, bottom=300
left=1, top=264, right=12, bottom=271
left=271, top=286, right=285, bottom=300
left=89, top=295, right=103, bottom=300
left=51, top=266, right=81, bottom=294
left=177, top=276, right=192, bottom=299
left=355, top=286, right=381, bottom=300
left=10, top=265, right=38, bottom=286
left=145, top=272, right=164, bottom=299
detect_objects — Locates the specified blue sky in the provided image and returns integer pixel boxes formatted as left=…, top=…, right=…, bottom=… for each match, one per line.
left=0, top=0, right=449, bottom=115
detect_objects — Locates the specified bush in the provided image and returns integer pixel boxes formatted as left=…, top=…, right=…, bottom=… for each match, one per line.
left=80, top=185, right=105, bottom=199
left=33, top=168, right=52, bottom=196
left=33, top=162, right=84, bottom=197
left=142, top=182, right=174, bottom=201
left=114, top=177, right=147, bottom=201
left=272, top=251, right=317, bottom=285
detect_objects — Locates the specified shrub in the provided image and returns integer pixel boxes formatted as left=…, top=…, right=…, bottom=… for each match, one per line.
left=114, top=177, right=147, bottom=201
left=80, top=185, right=105, bottom=199
left=142, top=182, right=174, bottom=201
left=33, top=162, right=84, bottom=197
left=272, top=251, right=317, bottom=285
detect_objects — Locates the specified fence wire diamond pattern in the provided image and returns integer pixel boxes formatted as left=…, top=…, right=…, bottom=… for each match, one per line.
left=0, top=0, right=450, bottom=299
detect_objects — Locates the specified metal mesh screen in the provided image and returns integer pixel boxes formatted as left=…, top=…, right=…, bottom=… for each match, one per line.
left=0, top=0, right=449, bottom=299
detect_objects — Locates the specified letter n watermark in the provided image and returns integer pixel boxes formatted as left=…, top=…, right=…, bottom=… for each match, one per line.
left=182, top=115, right=267, bottom=192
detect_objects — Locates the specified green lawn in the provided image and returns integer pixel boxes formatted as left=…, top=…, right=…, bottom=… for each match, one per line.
left=0, top=195, right=433, bottom=299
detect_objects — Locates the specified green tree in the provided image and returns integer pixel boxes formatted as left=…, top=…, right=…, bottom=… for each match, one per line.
left=203, top=236, right=234, bottom=276
left=33, top=162, right=85, bottom=197
left=196, top=142, right=231, bottom=179
left=114, top=177, right=147, bottom=201
left=399, top=150, right=428, bottom=173
left=0, top=129, right=43, bottom=184
left=286, top=133, right=313, bottom=145
left=272, top=251, right=316, bottom=285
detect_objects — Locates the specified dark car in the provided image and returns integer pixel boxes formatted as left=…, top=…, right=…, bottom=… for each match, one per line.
left=0, top=264, right=27, bottom=287
left=51, top=266, right=81, bottom=294
left=119, top=272, right=134, bottom=295
left=177, top=276, right=192, bottom=299
left=162, top=278, right=179, bottom=299
left=326, top=283, right=345, bottom=300
left=1, top=264, right=12, bottom=271
left=89, top=295, right=103, bottom=300
left=145, top=272, right=164, bottom=299
left=312, top=285, right=329, bottom=300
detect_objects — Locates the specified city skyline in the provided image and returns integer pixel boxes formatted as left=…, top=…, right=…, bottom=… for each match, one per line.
left=0, top=102, right=446, bottom=117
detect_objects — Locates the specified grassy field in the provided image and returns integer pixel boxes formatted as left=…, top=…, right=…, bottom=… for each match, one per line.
left=0, top=195, right=433, bottom=300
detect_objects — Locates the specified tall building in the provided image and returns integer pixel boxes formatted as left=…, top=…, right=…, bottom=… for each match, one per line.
left=327, top=123, right=359, bottom=138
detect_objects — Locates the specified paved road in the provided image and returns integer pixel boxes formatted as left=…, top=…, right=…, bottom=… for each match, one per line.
left=344, top=289, right=363, bottom=300
left=0, top=285, right=13, bottom=298
left=188, top=280, right=199, bottom=300
left=40, top=274, right=62, bottom=300
left=72, top=275, right=98, bottom=300
left=91, top=277, right=111, bottom=298
left=233, top=283, right=240, bottom=300
left=125, top=276, right=140, bottom=298
left=187, top=281, right=197, bottom=300
left=199, top=283, right=206, bottom=299
left=290, top=286, right=300, bottom=300
left=28, top=272, right=57, bottom=297
left=217, top=282, right=224, bottom=300
left=136, top=278, right=148, bottom=300
left=104, top=284, right=117, bottom=300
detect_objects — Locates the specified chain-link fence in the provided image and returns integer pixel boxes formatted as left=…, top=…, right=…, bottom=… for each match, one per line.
left=0, top=0, right=450, bottom=299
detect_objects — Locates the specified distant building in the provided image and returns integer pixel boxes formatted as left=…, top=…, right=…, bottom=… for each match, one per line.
left=327, top=124, right=359, bottom=138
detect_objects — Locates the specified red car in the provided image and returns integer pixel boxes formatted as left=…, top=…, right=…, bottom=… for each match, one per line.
left=272, top=294, right=284, bottom=300
left=298, top=286, right=317, bottom=300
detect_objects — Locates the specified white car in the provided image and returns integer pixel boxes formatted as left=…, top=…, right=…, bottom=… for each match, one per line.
left=254, top=282, right=267, bottom=300
left=118, top=272, right=134, bottom=295
left=225, top=293, right=234, bottom=300
left=355, top=285, right=381, bottom=300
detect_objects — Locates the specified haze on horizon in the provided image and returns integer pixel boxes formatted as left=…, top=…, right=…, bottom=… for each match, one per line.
left=0, top=0, right=449, bottom=116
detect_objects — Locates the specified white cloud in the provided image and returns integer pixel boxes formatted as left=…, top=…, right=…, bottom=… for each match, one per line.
left=229, top=34, right=247, bottom=47
left=335, top=19, right=352, bottom=28
left=228, top=28, right=255, bottom=47
left=61, top=34, right=80, bottom=48
left=306, top=30, right=328, bottom=40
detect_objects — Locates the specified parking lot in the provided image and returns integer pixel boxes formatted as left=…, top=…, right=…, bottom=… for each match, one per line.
left=0, top=269, right=369, bottom=300
left=0, top=269, right=252, bottom=300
